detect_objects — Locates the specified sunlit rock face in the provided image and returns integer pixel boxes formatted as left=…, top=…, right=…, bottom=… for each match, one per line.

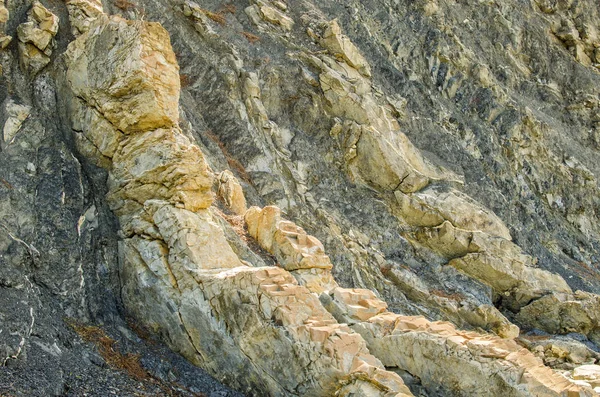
left=2, top=0, right=600, bottom=395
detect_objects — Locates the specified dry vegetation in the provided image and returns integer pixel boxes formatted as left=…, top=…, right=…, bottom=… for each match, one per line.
left=202, top=9, right=227, bottom=25
left=114, top=0, right=136, bottom=11
left=430, top=289, right=465, bottom=302
left=219, top=4, right=237, bottom=14
left=213, top=206, right=248, bottom=243
left=241, top=31, right=260, bottom=44
left=67, top=320, right=150, bottom=381
left=66, top=320, right=206, bottom=396
left=204, top=129, right=251, bottom=183
left=180, top=73, right=192, bottom=88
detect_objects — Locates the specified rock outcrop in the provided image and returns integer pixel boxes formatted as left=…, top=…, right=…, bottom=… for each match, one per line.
left=3, top=0, right=600, bottom=395
left=63, top=3, right=414, bottom=396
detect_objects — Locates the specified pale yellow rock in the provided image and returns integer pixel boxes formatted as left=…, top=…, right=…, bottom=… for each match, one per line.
left=182, top=1, right=218, bottom=38
left=152, top=204, right=245, bottom=273
left=395, top=186, right=512, bottom=240
left=245, top=206, right=333, bottom=271
left=315, top=58, right=461, bottom=193
left=218, top=170, right=247, bottom=216
left=0, top=35, right=11, bottom=49
left=0, top=2, right=9, bottom=24
left=413, top=220, right=571, bottom=305
left=70, top=98, right=123, bottom=159
left=108, top=128, right=214, bottom=213
left=66, top=17, right=180, bottom=133
left=18, top=42, right=50, bottom=73
left=66, top=14, right=412, bottom=396
left=65, top=0, right=105, bottom=36
left=3, top=101, right=31, bottom=144
left=16, top=2, right=58, bottom=74
left=17, top=21, right=55, bottom=50
left=290, top=268, right=338, bottom=294
left=254, top=0, right=294, bottom=31
left=449, top=251, right=572, bottom=305
left=192, top=266, right=413, bottom=396
left=517, top=291, right=600, bottom=344
left=573, top=365, right=600, bottom=387
left=353, top=313, right=593, bottom=396
left=321, top=20, right=371, bottom=77
left=332, top=288, right=388, bottom=321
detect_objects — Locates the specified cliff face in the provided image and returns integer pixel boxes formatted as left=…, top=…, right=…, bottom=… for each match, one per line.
left=1, top=0, right=600, bottom=395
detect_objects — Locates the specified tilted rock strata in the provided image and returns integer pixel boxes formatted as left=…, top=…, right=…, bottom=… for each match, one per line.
left=302, top=17, right=576, bottom=322
left=517, top=291, right=600, bottom=345
left=64, top=4, right=412, bottom=396
left=218, top=170, right=248, bottom=216
left=244, top=206, right=592, bottom=396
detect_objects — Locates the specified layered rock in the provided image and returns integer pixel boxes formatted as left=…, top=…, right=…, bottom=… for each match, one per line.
left=245, top=205, right=592, bottom=396
left=246, top=0, right=295, bottom=32
left=64, top=3, right=412, bottom=396
left=218, top=170, right=248, bottom=216
left=517, top=291, right=600, bottom=345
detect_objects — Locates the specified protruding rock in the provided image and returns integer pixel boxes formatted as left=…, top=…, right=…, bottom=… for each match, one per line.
left=353, top=312, right=592, bottom=396
left=573, top=365, right=600, bottom=388
left=66, top=18, right=180, bottom=133
left=395, top=185, right=512, bottom=240
left=17, top=2, right=58, bottom=74
left=0, top=1, right=8, bottom=23
left=321, top=20, right=371, bottom=77
left=3, top=101, right=31, bottom=144
left=246, top=0, right=294, bottom=31
left=108, top=128, right=214, bottom=213
left=517, top=291, right=600, bottom=344
left=65, top=0, right=105, bottom=36
left=0, top=35, right=11, bottom=49
left=218, top=170, right=247, bottom=215
left=245, top=206, right=333, bottom=272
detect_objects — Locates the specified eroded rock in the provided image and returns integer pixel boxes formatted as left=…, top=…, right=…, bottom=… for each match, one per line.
left=64, top=5, right=412, bottom=395
left=517, top=291, right=600, bottom=345
left=17, top=2, right=58, bottom=74
left=3, top=101, right=31, bottom=144
left=218, top=170, right=247, bottom=216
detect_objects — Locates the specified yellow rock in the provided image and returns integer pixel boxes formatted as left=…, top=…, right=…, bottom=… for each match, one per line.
left=66, top=18, right=180, bottom=133
left=218, top=170, right=247, bottom=215
left=321, top=20, right=372, bottom=77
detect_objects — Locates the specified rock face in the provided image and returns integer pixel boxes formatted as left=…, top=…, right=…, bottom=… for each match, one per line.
left=62, top=5, right=413, bottom=396
left=2, top=0, right=600, bottom=395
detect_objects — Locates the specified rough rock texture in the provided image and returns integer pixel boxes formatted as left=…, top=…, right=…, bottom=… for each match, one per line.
left=2, top=0, right=600, bottom=395
left=16, top=1, right=58, bottom=74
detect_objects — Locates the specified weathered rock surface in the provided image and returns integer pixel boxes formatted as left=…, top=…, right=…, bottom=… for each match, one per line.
left=518, top=291, right=600, bottom=345
left=62, top=5, right=413, bottom=396
left=16, top=1, right=58, bottom=74
left=2, top=0, right=600, bottom=395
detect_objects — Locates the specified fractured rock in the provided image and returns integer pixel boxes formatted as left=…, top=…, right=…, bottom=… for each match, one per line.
left=321, top=20, right=371, bottom=77
left=3, top=101, right=31, bottom=144
left=246, top=0, right=294, bottom=32
left=517, top=291, right=600, bottom=345
left=65, top=4, right=413, bottom=395
left=66, top=17, right=180, bottom=133
left=17, top=2, right=58, bottom=74
left=218, top=170, right=247, bottom=215
left=395, top=185, right=512, bottom=240
left=0, top=3, right=8, bottom=24
left=65, top=0, right=105, bottom=36
left=245, top=206, right=333, bottom=272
